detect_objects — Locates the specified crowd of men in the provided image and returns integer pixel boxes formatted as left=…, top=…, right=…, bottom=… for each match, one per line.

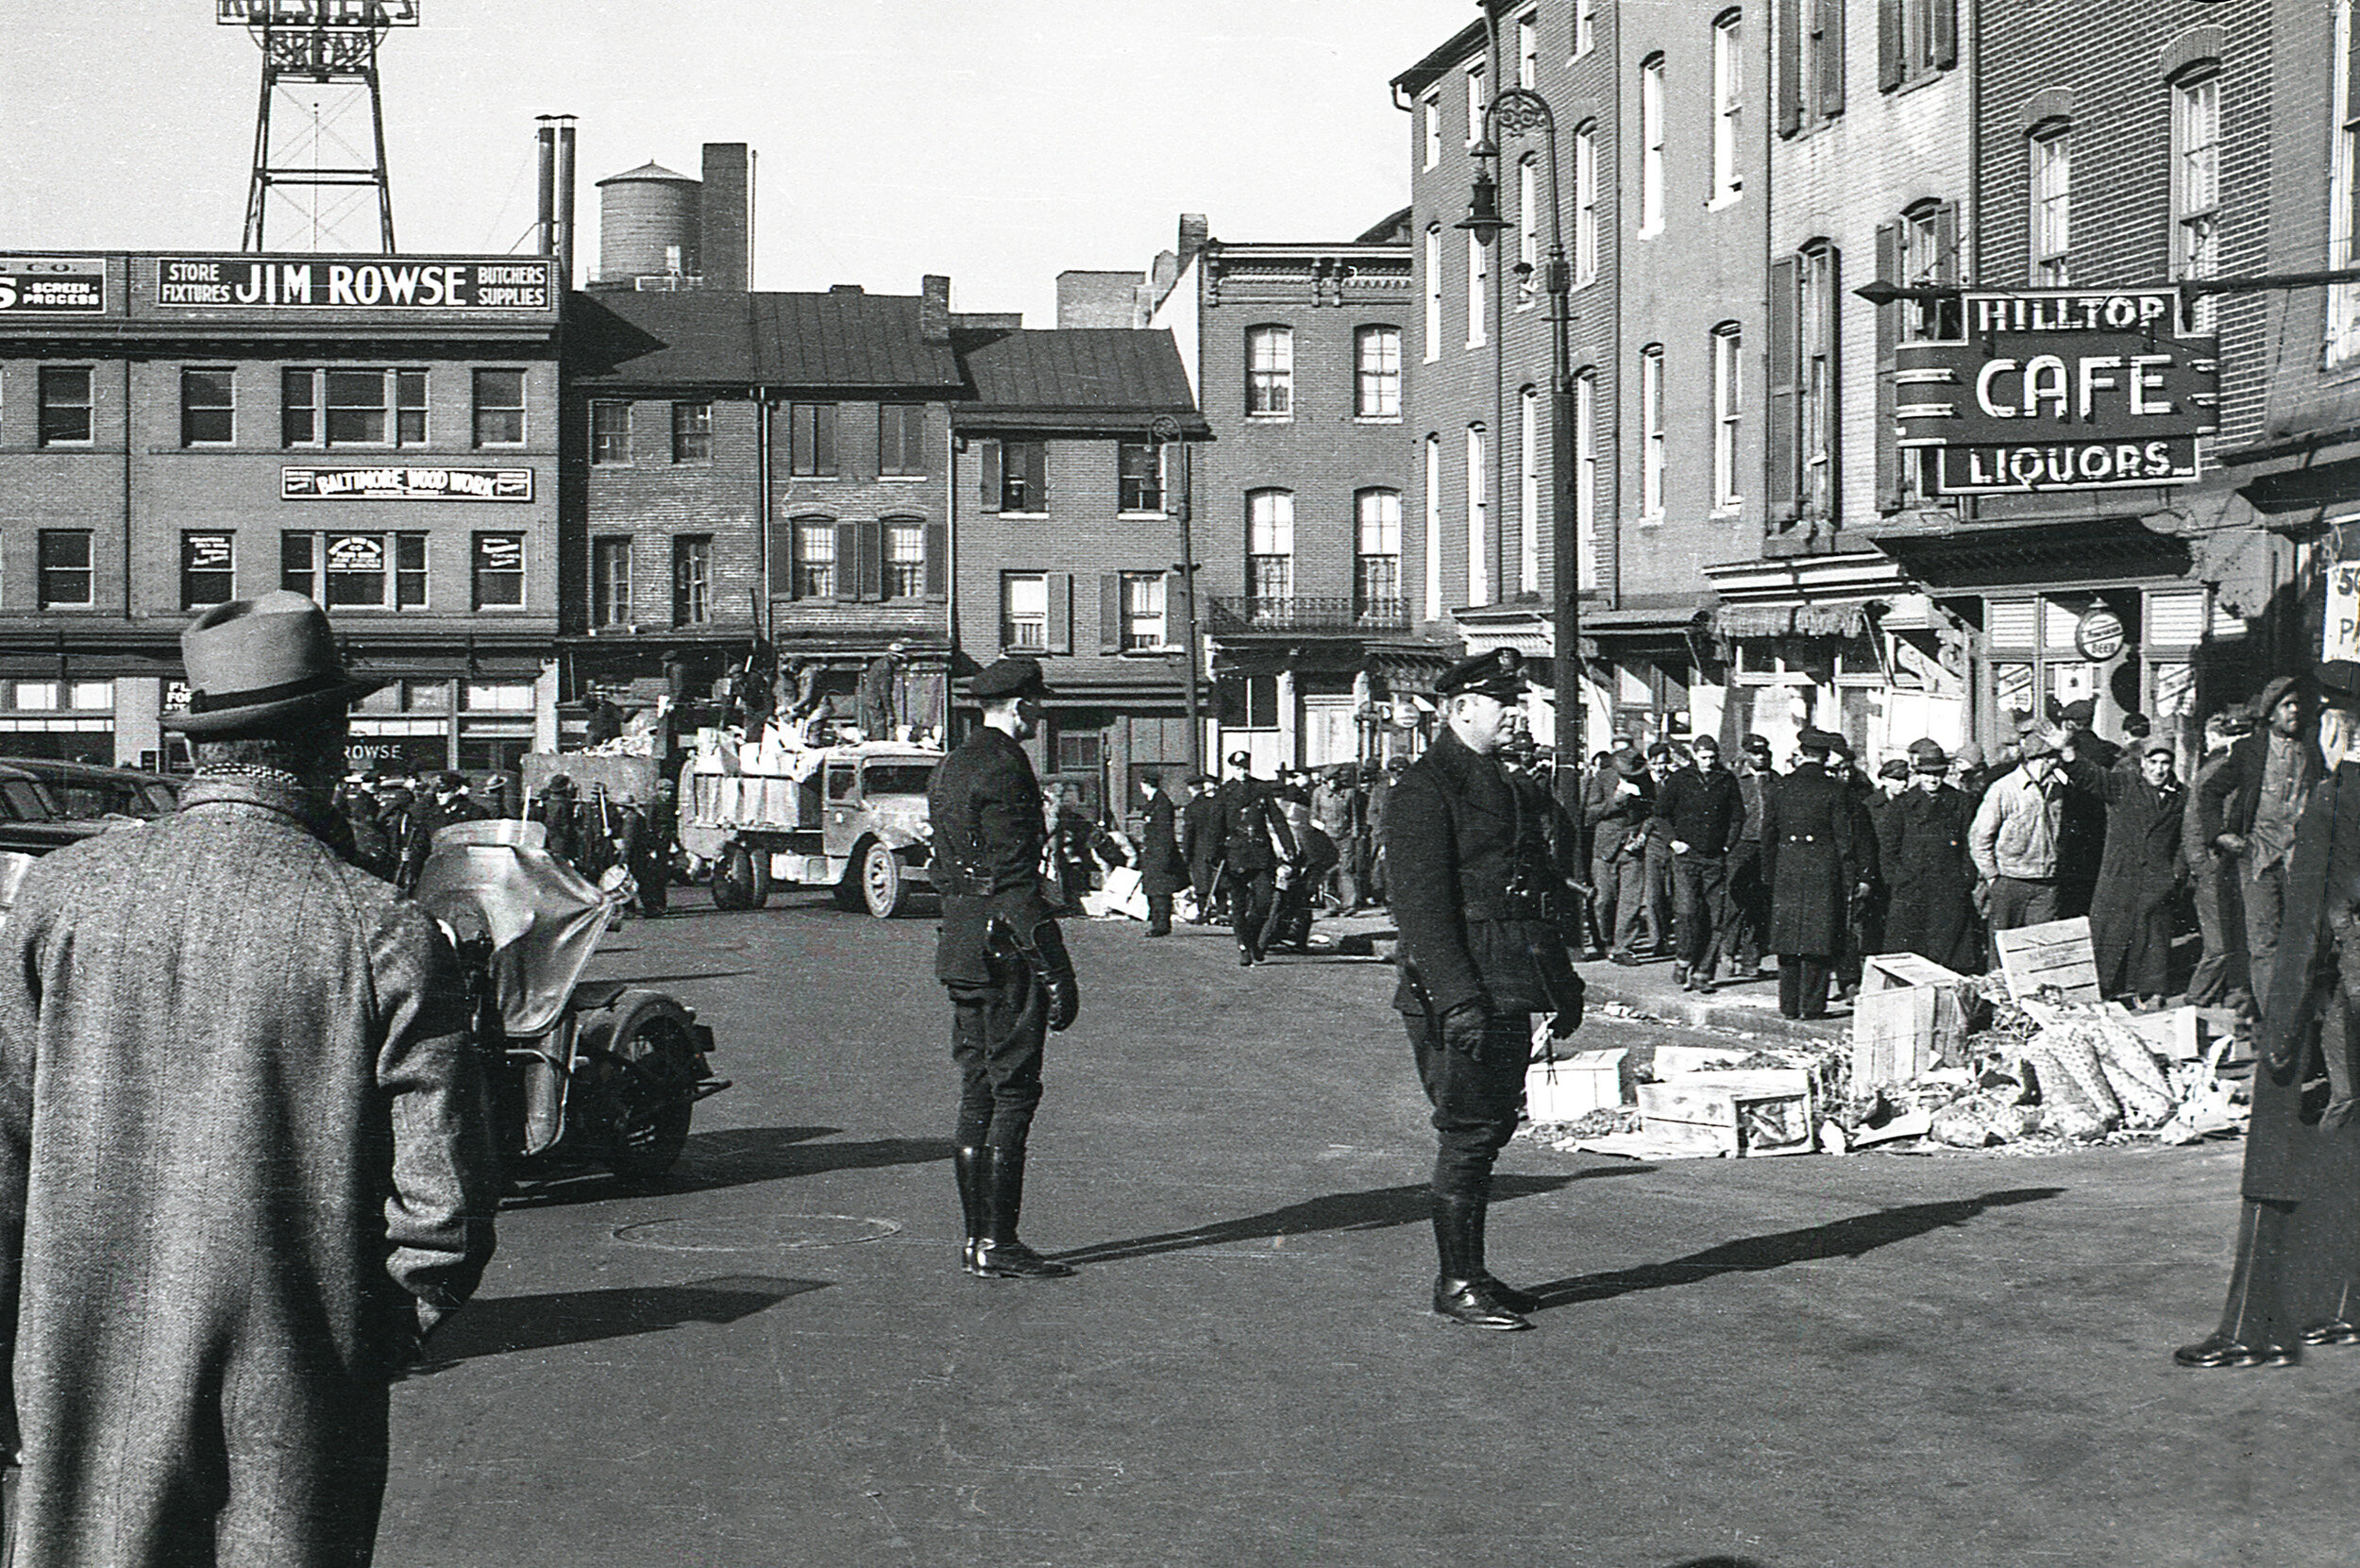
left=1558, top=695, right=2298, bottom=1020
left=329, top=767, right=678, bottom=914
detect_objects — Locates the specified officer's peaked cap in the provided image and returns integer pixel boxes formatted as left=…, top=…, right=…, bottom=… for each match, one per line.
left=972, top=656, right=1049, bottom=700
left=1436, top=647, right=1528, bottom=702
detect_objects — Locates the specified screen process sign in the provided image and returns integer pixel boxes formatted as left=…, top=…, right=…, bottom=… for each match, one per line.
left=1894, top=290, right=2217, bottom=495
left=0, top=257, right=106, bottom=313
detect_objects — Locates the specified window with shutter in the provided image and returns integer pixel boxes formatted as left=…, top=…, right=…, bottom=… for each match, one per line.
left=979, top=440, right=1003, bottom=513
left=1879, top=0, right=1902, bottom=91
left=1874, top=222, right=1901, bottom=513
left=1813, top=0, right=1846, bottom=120
left=924, top=522, right=948, bottom=601
left=766, top=518, right=794, bottom=598
left=1047, top=574, right=1073, bottom=654
left=834, top=522, right=859, bottom=601
left=1777, top=0, right=1803, bottom=136
left=1100, top=573, right=1122, bottom=652
left=854, top=519, right=885, bottom=602
left=1766, top=256, right=1799, bottom=522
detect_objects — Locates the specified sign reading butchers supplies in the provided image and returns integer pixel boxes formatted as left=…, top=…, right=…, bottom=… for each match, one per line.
left=156, top=256, right=553, bottom=311
left=283, top=466, right=533, bottom=502
left=1894, top=289, right=2217, bottom=495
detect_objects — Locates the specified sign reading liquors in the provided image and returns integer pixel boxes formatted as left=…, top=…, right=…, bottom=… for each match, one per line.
left=158, top=257, right=552, bottom=311
left=283, top=466, right=533, bottom=501
left=0, top=257, right=105, bottom=313
left=1894, top=289, right=2217, bottom=496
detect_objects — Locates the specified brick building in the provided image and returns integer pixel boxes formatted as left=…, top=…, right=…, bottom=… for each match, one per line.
left=560, top=279, right=967, bottom=735
left=0, top=250, right=562, bottom=771
left=948, top=326, right=1207, bottom=817
left=1139, top=217, right=1425, bottom=773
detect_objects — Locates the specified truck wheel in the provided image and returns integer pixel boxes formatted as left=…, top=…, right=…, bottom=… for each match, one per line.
left=861, top=839, right=912, bottom=919
left=712, top=843, right=768, bottom=911
left=579, top=991, right=701, bottom=1183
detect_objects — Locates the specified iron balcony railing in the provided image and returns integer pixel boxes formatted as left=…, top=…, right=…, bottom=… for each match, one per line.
left=1204, top=596, right=1408, bottom=633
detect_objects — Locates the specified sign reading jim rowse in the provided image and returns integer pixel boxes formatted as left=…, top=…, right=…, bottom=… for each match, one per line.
left=156, top=257, right=553, bottom=311
left=283, top=467, right=532, bottom=502
left=1894, top=289, right=2218, bottom=496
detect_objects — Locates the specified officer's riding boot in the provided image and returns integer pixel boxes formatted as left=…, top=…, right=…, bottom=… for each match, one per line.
left=1469, top=1199, right=1542, bottom=1314
left=1430, top=1195, right=1531, bottom=1330
left=952, top=1145, right=989, bottom=1275
left=971, top=1143, right=1075, bottom=1279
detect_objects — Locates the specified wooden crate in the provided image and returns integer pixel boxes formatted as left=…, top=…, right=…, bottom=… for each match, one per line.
left=1526, top=1048, right=1631, bottom=1122
left=1994, top=917, right=2102, bottom=1004
left=1852, top=953, right=1972, bottom=1082
left=1639, top=1069, right=1815, bottom=1157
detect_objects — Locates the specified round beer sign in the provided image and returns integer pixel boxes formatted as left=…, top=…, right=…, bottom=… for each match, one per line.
left=2075, top=606, right=2128, bottom=662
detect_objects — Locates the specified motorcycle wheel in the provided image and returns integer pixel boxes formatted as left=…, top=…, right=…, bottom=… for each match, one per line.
left=582, top=993, right=700, bottom=1182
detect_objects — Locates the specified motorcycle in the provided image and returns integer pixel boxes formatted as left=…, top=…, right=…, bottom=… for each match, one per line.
left=416, top=819, right=728, bottom=1183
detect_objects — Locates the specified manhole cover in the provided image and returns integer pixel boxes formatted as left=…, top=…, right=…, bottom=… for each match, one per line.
left=612, top=1214, right=902, bottom=1252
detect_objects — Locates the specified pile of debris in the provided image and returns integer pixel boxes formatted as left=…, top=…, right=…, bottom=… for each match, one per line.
left=1526, top=917, right=2247, bottom=1159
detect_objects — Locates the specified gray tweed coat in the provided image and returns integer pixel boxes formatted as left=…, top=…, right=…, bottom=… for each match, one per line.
left=0, top=777, right=500, bottom=1567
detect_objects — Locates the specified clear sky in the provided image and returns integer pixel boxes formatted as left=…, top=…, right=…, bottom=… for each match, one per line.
left=0, top=0, right=1465, bottom=325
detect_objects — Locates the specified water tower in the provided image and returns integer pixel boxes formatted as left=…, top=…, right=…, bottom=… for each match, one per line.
left=215, top=1, right=420, bottom=252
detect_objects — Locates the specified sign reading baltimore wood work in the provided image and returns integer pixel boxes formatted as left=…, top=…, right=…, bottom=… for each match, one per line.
left=1894, top=289, right=2217, bottom=495
left=0, top=257, right=105, bottom=312
left=157, top=257, right=553, bottom=311
left=282, top=466, right=533, bottom=501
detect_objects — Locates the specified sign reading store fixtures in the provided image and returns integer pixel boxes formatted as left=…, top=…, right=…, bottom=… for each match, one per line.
left=1893, top=289, right=2217, bottom=495
left=283, top=466, right=532, bottom=501
left=156, top=256, right=553, bottom=311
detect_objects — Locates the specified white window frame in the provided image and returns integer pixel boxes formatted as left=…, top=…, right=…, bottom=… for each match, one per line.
left=2333, top=0, right=2360, bottom=364
left=1247, top=489, right=1296, bottom=602
left=1003, top=572, right=1049, bottom=650
left=1576, top=0, right=1597, bottom=59
left=1641, top=345, right=1666, bottom=520
left=1712, top=11, right=1745, bottom=206
left=1246, top=325, right=1294, bottom=418
left=1465, top=230, right=1489, bottom=348
left=1466, top=62, right=1486, bottom=145
left=1465, top=425, right=1489, bottom=607
left=1517, top=11, right=1540, bottom=88
left=1121, top=571, right=1168, bottom=650
left=1518, top=153, right=1542, bottom=300
left=1424, top=226, right=1444, bottom=361
left=1712, top=324, right=1744, bottom=512
left=1424, top=432, right=1443, bottom=622
left=2172, top=70, right=2221, bottom=331
left=2031, top=126, right=2072, bottom=286
left=1355, top=326, right=1403, bottom=418
left=592, top=535, right=633, bottom=624
left=1576, top=123, right=1599, bottom=284
left=1355, top=489, right=1404, bottom=618
left=1640, top=56, right=1667, bottom=237
left=1423, top=89, right=1443, bottom=170
left=1575, top=369, right=1598, bottom=590
left=1519, top=386, right=1541, bottom=593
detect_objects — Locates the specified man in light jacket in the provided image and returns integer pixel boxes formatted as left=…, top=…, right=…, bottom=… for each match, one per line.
left=1969, top=730, right=2072, bottom=932
left=0, top=592, right=500, bottom=1567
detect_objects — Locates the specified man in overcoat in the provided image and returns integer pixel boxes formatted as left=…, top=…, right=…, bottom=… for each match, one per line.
left=1211, top=750, right=1295, bottom=967
left=2200, top=674, right=2321, bottom=1012
left=929, top=657, right=1080, bottom=1280
left=1655, top=734, right=1745, bottom=992
left=1137, top=769, right=1186, bottom=937
left=1386, top=649, right=1583, bottom=1331
left=2178, top=662, right=2360, bottom=1367
left=1760, top=729, right=1859, bottom=1020
left=1877, top=738, right=1981, bottom=972
left=0, top=591, right=500, bottom=1567
left=2067, top=733, right=2187, bottom=1004
left=1181, top=774, right=1222, bottom=923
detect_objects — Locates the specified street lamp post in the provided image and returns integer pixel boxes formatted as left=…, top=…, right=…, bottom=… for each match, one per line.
left=1150, top=413, right=1204, bottom=779
left=1459, top=86, right=1583, bottom=790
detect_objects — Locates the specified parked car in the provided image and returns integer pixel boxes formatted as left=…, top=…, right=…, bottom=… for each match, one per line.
left=0, top=765, right=105, bottom=857
left=0, top=759, right=180, bottom=821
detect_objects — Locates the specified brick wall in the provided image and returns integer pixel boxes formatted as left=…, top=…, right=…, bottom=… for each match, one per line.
left=578, top=395, right=762, bottom=632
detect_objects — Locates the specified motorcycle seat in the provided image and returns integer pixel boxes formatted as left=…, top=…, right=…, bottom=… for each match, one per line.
left=568, top=979, right=631, bottom=1013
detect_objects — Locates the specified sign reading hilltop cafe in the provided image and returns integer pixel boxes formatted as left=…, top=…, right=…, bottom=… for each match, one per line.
left=1894, top=289, right=2218, bottom=495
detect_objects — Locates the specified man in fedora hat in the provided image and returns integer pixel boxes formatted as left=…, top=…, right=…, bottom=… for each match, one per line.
left=0, top=591, right=499, bottom=1566
left=1387, top=648, right=1584, bottom=1330
left=1878, top=738, right=1981, bottom=972
left=929, top=656, right=1080, bottom=1279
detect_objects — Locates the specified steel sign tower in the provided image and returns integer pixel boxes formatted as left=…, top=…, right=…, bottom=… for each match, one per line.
left=218, top=1, right=420, bottom=253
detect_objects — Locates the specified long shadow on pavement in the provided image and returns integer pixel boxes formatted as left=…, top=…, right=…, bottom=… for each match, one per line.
left=409, top=1274, right=827, bottom=1370
left=503, top=1126, right=951, bottom=1208
left=1527, top=1187, right=2065, bottom=1310
left=1051, top=1171, right=1641, bottom=1266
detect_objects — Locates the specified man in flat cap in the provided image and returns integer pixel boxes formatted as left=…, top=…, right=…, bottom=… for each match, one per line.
left=0, top=591, right=500, bottom=1566
left=1878, top=738, right=1981, bottom=972
left=929, top=656, right=1079, bottom=1279
left=1760, top=728, right=1860, bottom=1019
left=1970, top=728, right=2074, bottom=938
left=2065, top=730, right=2187, bottom=1006
left=1386, top=649, right=1584, bottom=1330
left=2200, top=674, right=2322, bottom=1014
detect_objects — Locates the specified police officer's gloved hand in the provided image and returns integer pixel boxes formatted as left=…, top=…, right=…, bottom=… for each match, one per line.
left=1027, top=920, right=1082, bottom=1033
left=1548, top=985, right=1585, bottom=1038
left=1441, top=1002, right=1491, bottom=1060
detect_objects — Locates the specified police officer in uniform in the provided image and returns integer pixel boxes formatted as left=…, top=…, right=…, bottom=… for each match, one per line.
left=1388, top=649, right=1585, bottom=1331
left=1760, top=728, right=1859, bottom=1020
left=927, top=656, right=1080, bottom=1279
left=1213, top=750, right=1295, bottom=966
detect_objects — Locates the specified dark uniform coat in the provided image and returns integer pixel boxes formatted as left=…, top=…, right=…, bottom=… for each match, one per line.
left=2249, top=761, right=2360, bottom=1203
left=1213, top=778, right=1292, bottom=873
left=1386, top=728, right=1582, bottom=1020
left=0, top=778, right=499, bottom=1567
left=2071, top=757, right=2186, bottom=998
left=1760, top=760, right=1856, bottom=958
left=1181, top=790, right=1221, bottom=879
left=1876, top=784, right=1980, bottom=971
left=1138, top=791, right=1186, bottom=896
left=928, top=727, right=1058, bottom=986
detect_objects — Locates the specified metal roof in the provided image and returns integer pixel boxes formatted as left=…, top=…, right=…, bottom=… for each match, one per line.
left=596, top=160, right=698, bottom=187
left=952, top=328, right=1207, bottom=434
left=565, top=289, right=964, bottom=392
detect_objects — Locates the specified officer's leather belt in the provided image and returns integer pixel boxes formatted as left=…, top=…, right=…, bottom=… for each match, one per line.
left=934, top=868, right=993, bottom=898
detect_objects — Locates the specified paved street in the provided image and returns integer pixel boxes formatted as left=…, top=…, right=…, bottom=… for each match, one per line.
left=379, top=898, right=2360, bottom=1568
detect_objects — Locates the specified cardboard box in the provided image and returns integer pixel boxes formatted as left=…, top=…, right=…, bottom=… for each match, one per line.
left=1639, top=1069, right=1815, bottom=1157
left=1526, top=1048, right=1631, bottom=1122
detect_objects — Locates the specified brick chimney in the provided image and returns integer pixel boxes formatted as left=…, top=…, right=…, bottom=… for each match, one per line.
left=921, top=274, right=951, bottom=343
left=700, top=143, right=752, bottom=292
left=1177, top=213, right=1209, bottom=267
